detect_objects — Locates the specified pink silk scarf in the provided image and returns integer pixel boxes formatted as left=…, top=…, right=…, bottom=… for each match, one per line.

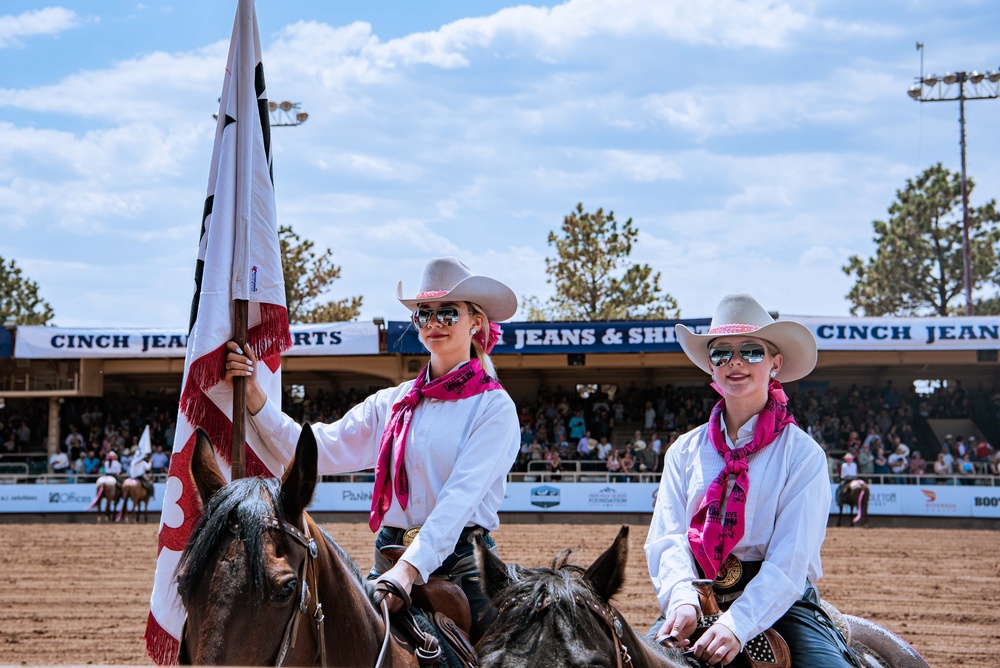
left=369, top=327, right=504, bottom=532
left=687, top=379, right=796, bottom=580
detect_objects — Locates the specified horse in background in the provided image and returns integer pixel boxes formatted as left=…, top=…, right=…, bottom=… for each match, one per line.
left=88, top=475, right=121, bottom=523
left=119, top=478, right=151, bottom=523
left=837, top=478, right=870, bottom=527
left=175, top=426, right=418, bottom=666
left=474, top=526, right=930, bottom=668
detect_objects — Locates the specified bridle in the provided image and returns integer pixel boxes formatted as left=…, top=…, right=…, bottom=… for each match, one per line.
left=573, top=594, right=634, bottom=668
left=261, top=515, right=328, bottom=668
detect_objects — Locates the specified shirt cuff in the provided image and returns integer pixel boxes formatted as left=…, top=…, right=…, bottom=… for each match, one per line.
left=717, top=609, right=749, bottom=647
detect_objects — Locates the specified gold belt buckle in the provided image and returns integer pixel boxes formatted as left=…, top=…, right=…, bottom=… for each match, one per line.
left=402, top=526, right=421, bottom=547
left=715, top=554, right=742, bottom=589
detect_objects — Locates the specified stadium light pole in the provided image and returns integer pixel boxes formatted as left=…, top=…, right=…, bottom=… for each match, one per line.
left=907, top=43, right=1000, bottom=315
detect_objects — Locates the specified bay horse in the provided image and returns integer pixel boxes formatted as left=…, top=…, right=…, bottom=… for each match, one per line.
left=837, top=479, right=870, bottom=527
left=175, top=425, right=418, bottom=667
left=475, top=526, right=930, bottom=668
left=88, top=475, right=121, bottom=523
left=120, top=478, right=151, bottom=523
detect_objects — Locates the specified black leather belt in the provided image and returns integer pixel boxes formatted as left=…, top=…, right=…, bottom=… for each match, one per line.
left=699, top=555, right=763, bottom=605
left=381, top=524, right=487, bottom=548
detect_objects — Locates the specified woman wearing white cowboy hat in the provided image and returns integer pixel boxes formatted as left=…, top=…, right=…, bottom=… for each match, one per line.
left=224, top=256, right=520, bottom=641
left=645, top=293, right=858, bottom=667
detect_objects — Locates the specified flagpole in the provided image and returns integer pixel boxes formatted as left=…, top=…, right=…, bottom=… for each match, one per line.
left=230, top=0, right=255, bottom=481
left=231, top=301, right=248, bottom=480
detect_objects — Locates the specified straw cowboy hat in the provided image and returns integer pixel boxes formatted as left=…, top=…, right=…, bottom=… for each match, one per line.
left=397, top=257, right=517, bottom=322
left=675, top=293, right=817, bottom=383
left=844, top=453, right=854, bottom=462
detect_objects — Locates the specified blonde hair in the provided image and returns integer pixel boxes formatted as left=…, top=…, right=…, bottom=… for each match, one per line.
left=467, top=302, right=497, bottom=379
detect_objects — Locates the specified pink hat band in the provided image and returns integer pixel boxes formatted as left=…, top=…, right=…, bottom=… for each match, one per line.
left=415, top=290, right=450, bottom=299
left=707, top=323, right=761, bottom=335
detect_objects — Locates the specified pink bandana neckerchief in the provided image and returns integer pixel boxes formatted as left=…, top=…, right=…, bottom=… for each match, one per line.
left=369, top=324, right=504, bottom=532
left=687, top=379, right=796, bottom=580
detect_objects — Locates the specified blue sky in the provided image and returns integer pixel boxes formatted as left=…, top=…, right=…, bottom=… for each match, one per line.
left=3, top=1, right=999, bottom=327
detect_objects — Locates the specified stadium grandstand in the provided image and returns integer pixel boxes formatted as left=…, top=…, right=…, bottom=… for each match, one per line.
left=1, top=315, right=998, bottom=494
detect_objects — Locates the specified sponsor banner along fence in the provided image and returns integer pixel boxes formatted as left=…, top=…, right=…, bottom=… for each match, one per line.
left=3, top=482, right=999, bottom=518
left=12, top=322, right=379, bottom=359
left=388, top=315, right=1000, bottom=355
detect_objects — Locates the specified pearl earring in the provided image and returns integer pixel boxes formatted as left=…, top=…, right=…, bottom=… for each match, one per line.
left=770, top=370, right=777, bottom=378
left=471, top=328, right=478, bottom=335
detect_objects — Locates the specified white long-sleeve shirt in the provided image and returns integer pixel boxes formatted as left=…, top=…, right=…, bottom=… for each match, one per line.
left=250, top=372, right=520, bottom=582
left=644, top=413, right=831, bottom=646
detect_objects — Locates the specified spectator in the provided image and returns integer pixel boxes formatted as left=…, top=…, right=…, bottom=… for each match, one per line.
left=888, top=443, right=909, bottom=483
left=633, top=430, right=647, bottom=451
left=82, top=449, right=101, bottom=476
left=150, top=445, right=169, bottom=474
left=644, top=401, right=657, bottom=430
left=908, top=451, right=927, bottom=484
left=620, top=449, right=636, bottom=482
left=857, top=442, right=874, bottom=477
left=48, top=447, right=70, bottom=476
left=576, top=431, right=593, bottom=460
left=932, top=452, right=952, bottom=484
left=839, top=453, right=857, bottom=482
left=634, top=440, right=657, bottom=478
left=568, top=410, right=586, bottom=441
left=595, top=436, right=613, bottom=462
left=973, top=437, right=993, bottom=463
left=873, top=445, right=889, bottom=479
left=940, top=443, right=955, bottom=475
left=650, top=432, right=663, bottom=456
left=606, top=449, right=623, bottom=482
left=549, top=450, right=564, bottom=482
left=956, top=453, right=976, bottom=485
left=989, top=452, right=1000, bottom=478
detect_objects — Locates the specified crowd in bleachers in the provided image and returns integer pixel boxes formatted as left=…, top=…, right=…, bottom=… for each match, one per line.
left=1, top=377, right=998, bottom=483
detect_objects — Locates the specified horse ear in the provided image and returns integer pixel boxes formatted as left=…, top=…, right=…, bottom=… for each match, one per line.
left=474, top=532, right=515, bottom=600
left=191, top=427, right=227, bottom=507
left=583, top=525, right=629, bottom=602
left=281, top=423, right=318, bottom=521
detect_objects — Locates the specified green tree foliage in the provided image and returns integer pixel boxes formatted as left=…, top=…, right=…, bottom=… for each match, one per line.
left=0, top=256, right=55, bottom=325
left=279, top=225, right=363, bottom=323
left=843, top=164, right=1000, bottom=316
left=527, top=203, right=679, bottom=321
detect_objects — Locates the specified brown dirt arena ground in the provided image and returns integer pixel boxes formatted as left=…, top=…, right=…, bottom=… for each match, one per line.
left=0, top=518, right=997, bottom=666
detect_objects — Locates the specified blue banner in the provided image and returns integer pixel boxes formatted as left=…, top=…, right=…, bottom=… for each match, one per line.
left=0, top=328, right=11, bottom=358
left=387, top=318, right=713, bottom=355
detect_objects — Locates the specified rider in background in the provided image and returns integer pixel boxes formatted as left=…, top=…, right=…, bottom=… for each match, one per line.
left=224, top=257, right=520, bottom=641
left=128, top=449, right=155, bottom=499
left=645, top=293, right=857, bottom=667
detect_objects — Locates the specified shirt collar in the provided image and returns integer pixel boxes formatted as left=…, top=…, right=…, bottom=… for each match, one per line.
left=721, top=412, right=758, bottom=448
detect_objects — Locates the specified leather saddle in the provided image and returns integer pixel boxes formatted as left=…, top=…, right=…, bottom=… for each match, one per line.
left=375, top=545, right=477, bottom=667
left=691, top=579, right=791, bottom=668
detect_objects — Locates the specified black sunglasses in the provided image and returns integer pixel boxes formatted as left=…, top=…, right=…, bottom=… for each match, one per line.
left=708, top=343, right=769, bottom=366
left=412, top=306, right=470, bottom=328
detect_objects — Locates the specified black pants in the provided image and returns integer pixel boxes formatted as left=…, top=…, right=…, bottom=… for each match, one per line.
left=370, top=526, right=496, bottom=643
left=647, top=584, right=858, bottom=668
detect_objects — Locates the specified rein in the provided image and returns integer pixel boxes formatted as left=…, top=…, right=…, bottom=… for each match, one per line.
left=257, top=515, right=328, bottom=668
left=573, top=594, right=633, bottom=668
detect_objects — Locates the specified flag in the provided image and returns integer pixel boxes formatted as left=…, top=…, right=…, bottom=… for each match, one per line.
left=143, top=0, right=292, bottom=662
left=136, top=425, right=152, bottom=460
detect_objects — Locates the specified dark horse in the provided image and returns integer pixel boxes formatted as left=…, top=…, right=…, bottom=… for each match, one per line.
left=474, top=526, right=929, bottom=668
left=837, top=479, right=870, bottom=527
left=175, top=425, right=418, bottom=667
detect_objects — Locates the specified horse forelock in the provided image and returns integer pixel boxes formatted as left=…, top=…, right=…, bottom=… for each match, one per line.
left=480, top=562, right=613, bottom=665
left=176, top=476, right=286, bottom=607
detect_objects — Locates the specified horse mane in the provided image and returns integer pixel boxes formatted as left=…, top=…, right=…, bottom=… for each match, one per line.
left=176, top=477, right=285, bottom=606
left=491, top=553, right=593, bottom=636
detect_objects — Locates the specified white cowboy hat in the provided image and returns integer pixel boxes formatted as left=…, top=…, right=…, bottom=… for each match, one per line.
left=397, top=257, right=517, bottom=322
left=675, top=293, right=817, bottom=383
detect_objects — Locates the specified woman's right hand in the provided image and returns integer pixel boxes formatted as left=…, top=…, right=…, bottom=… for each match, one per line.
left=224, top=341, right=266, bottom=415
left=655, top=603, right=698, bottom=648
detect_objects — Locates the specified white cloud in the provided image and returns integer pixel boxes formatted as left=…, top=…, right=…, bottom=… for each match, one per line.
left=0, top=7, right=82, bottom=48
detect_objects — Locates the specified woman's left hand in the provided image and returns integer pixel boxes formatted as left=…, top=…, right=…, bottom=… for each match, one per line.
left=376, top=560, right=420, bottom=613
left=691, top=622, right=740, bottom=665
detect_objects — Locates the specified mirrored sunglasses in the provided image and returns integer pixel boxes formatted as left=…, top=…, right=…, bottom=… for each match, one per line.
left=412, top=306, right=469, bottom=328
left=708, top=343, right=769, bottom=367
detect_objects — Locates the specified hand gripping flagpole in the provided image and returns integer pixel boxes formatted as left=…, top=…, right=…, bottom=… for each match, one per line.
left=230, top=0, right=255, bottom=480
